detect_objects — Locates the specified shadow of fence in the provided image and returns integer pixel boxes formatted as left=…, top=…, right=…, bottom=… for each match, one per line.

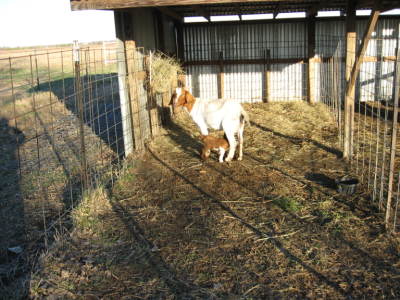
left=30, top=73, right=125, bottom=157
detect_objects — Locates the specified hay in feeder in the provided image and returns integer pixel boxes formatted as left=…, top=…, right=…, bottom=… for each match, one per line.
left=149, top=52, right=184, bottom=94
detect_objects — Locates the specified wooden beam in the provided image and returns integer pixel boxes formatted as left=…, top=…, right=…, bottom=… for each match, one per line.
left=115, top=11, right=134, bottom=155
left=343, top=0, right=357, bottom=160
left=343, top=0, right=356, bottom=160
left=157, top=6, right=183, bottom=23
left=344, top=0, right=381, bottom=159
left=385, top=37, right=400, bottom=231
left=307, top=0, right=330, bottom=16
left=273, top=4, right=280, bottom=19
left=346, top=7, right=381, bottom=95
left=71, top=0, right=284, bottom=10
left=357, top=0, right=375, bottom=9
left=184, top=58, right=308, bottom=66
left=307, top=13, right=316, bottom=104
left=191, top=5, right=210, bottom=21
left=125, top=40, right=145, bottom=151
left=176, top=22, right=185, bottom=61
left=263, top=49, right=271, bottom=103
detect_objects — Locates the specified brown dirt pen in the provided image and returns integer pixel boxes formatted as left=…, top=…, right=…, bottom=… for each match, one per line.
left=29, top=101, right=400, bottom=299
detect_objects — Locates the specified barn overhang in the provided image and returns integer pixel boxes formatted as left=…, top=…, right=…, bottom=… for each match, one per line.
left=70, top=0, right=399, bottom=17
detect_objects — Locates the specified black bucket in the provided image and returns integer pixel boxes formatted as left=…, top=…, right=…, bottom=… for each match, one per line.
left=336, top=176, right=359, bottom=195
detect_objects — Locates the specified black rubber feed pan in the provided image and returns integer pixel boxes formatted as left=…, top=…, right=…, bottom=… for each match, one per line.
left=336, top=176, right=359, bottom=195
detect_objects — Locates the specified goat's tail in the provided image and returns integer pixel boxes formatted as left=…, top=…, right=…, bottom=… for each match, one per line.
left=240, top=108, right=250, bottom=126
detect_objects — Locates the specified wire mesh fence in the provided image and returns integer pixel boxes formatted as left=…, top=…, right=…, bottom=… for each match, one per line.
left=316, top=32, right=400, bottom=232
left=350, top=37, right=400, bottom=232
left=0, top=41, right=170, bottom=278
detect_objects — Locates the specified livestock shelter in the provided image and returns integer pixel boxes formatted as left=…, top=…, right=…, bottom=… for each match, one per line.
left=3, top=0, right=400, bottom=298
left=70, top=0, right=400, bottom=227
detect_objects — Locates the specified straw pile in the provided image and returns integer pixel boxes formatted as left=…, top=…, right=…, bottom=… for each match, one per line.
left=148, top=52, right=184, bottom=94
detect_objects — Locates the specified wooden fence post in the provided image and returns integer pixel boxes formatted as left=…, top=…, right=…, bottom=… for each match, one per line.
left=344, top=0, right=380, bottom=159
left=73, top=41, right=88, bottom=188
left=307, top=13, right=316, bottom=104
left=125, top=40, right=144, bottom=151
left=385, top=40, right=400, bottom=231
left=146, top=51, right=161, bottom=138
left=263, top=49, right=271, bottom=103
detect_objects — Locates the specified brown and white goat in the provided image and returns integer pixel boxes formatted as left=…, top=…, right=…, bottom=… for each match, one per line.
left=173, top=87, right=249, bottom=162
left=200, top=134, right=229, bottom=163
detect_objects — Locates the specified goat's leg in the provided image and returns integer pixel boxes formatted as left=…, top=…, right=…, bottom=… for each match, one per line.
left=224, top=132, right=237, bottom=161
left=218, top=147, right=226, bottom=163
left=237, top=122, right=245, bottom=161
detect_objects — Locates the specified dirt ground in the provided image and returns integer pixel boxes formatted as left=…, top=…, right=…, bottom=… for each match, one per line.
left=29, top=101, right=400, bottom=299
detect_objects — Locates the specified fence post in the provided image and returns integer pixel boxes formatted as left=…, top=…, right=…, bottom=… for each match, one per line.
left=125, top=41, right=144, bottom=151
left=73, top=41, right=88, bottom=189
left=117, top=38, right=134, bottom=155
left=385, top=41, right=400, bottom=231
left=307, top=13, right=316, bottom=104
left=263, top=49, right=271, bottom=103
left=147, top=51, right=161, bottom=137
left=34, top=49, right=40, bottom=90
left=218, top=51, right=224, bottom=99
left=344, top=0, right=356, bottom=159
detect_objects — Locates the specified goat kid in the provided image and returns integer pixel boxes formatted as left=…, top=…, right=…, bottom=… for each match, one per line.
left=173, top=88, right=249, bottom=161
left=200, top=134, right=229, bottom=163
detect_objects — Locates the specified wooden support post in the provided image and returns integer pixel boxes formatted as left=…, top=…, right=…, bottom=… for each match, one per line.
left=263, top=49, right=271, bottom=103
left=218, top=51, right=224, bottom=99
left=115, top=11, right=135, bottom=155
left=343, top=0, right=356, bottom=159
left=176, top=22, right=185, bottom=62
left=146, top=51, right=160, bottom=138
left=385, top=39, right=400, bottom=231
left=154, top=10, right=166, bottom=52
left=73, top=41, right=88, bottom=188
left=117, top=38, right=134, bottom=156
left=344, top=1, right=380, bottom=159
left=125, top=40, right=144, bottom=151
left=307, top=13, right=316, bottom=104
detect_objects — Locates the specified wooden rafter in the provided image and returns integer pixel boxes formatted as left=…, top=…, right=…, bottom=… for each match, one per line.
left=70, top=0, right=283, bottom=10
left=157, top=6, right=183, bottom=22
left=307, top=0, right=333, bottom=16
left=191, top=5, right=210, bottom=21
left=273, top=4, right=280, bottom=18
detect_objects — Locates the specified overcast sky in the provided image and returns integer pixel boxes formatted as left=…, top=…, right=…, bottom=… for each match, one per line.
left=0, top=0, right=116, bottom=47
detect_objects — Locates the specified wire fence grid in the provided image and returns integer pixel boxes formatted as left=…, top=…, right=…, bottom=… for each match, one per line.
left=317, top=33, right=400, bottom=232
left=350, top=39, right=400, bottom=231
left=0, top=41, right=169, bottom=270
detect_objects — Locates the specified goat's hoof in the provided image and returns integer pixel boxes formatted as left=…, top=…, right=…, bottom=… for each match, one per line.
left=225, top=157, right=233, bottom=162
left=237, top=157, right=243, bottom=161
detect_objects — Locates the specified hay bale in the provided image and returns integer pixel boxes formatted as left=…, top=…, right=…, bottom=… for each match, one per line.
left=149, top=52, right=184, bottom=94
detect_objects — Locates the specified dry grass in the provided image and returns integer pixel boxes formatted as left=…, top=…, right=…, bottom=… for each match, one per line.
left=148, top=52, right=183, bottom=94
left=29, top=101, right=400, bottom=299
left=0, top=90, right=117, bottom=299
